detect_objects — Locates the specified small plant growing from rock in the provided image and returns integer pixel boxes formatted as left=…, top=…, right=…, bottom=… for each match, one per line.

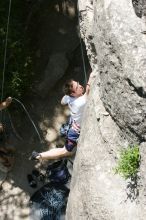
left=115, top=145, right=140, bottom=180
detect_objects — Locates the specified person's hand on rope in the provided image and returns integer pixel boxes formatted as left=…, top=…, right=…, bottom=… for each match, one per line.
left=0, top=123, right=4, bottom=133
left=5, top=97, right=12, bottom=107
left=0, top=97, right=12, bottom=110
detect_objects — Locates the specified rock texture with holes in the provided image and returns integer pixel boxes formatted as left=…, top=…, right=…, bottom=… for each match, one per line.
left=92, top=0, right=146, bottom=143
left=66, top=0, right=146, bottom=219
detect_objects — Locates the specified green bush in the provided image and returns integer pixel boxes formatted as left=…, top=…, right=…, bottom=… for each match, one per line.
left=115, top=145, right=140, bottom=179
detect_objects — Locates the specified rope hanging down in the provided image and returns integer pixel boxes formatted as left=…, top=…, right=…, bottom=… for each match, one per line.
left=77, top=1, right=87, bottom=84
left=1, top=0, right=12, bottom=102
left=0, top=1, right=43, bottom=143
left=12, top=98, right=43, bottom=143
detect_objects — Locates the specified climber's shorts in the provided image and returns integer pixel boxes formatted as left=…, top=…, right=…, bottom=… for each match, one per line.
left=65, top=128, right=80, bottom=152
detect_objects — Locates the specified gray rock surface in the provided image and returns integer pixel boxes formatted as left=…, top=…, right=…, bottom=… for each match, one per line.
left=93, top=0, right=146, bottom=143
left=66, top=0, right=146, bottom=219
left=38, top=53, right=68, bottom=96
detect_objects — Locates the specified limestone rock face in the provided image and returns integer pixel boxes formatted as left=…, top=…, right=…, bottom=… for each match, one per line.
left=66, top=0, right=146, bottom=219
left=92, top=0, right=146, bottom=143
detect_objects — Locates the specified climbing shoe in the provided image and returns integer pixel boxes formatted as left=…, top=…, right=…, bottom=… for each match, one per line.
left=27, top=174, right=37, bottom=188
left=29, top=151, right=40, bottom=161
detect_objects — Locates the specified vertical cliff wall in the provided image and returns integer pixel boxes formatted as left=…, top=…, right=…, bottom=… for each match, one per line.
left=66, top=0, right=146, bottom=219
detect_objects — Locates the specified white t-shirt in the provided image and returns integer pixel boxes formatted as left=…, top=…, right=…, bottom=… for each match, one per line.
left=61, top=94, right=87, bottom=126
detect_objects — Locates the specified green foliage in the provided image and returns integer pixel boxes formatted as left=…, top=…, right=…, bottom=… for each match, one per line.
left=0, top=0, right=34, bottom=98
left=115, top=145, right=140, bottom=179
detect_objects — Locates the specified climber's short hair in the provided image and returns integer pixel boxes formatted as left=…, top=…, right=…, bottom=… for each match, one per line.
left=63, top=79, right=74, bottom=96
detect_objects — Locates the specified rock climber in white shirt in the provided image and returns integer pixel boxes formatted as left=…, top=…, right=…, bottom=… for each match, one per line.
left=30, top=75, right=93, bottom=161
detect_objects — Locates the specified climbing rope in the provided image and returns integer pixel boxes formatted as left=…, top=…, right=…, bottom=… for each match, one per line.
left=0, top=0, right=43, bottom=143
left=12, top=98, right=43, bottom=143
left=7, top=111, right=23, bottom=141
left=77, top=1, right=87, bottom=84
left=1, top=0, right=12, bottom=103
left=0, top=0, right=12, bottom=125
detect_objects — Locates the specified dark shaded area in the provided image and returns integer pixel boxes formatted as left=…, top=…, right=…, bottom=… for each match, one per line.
left=26, top=0, right=79, bottom=81
left=0, top=0, right=34, bottom=98
left=132, top=0, right=143, bottom=18
left=125, top=175, right=140, bottom=202
left=126, top=78, right=146, bottom=98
